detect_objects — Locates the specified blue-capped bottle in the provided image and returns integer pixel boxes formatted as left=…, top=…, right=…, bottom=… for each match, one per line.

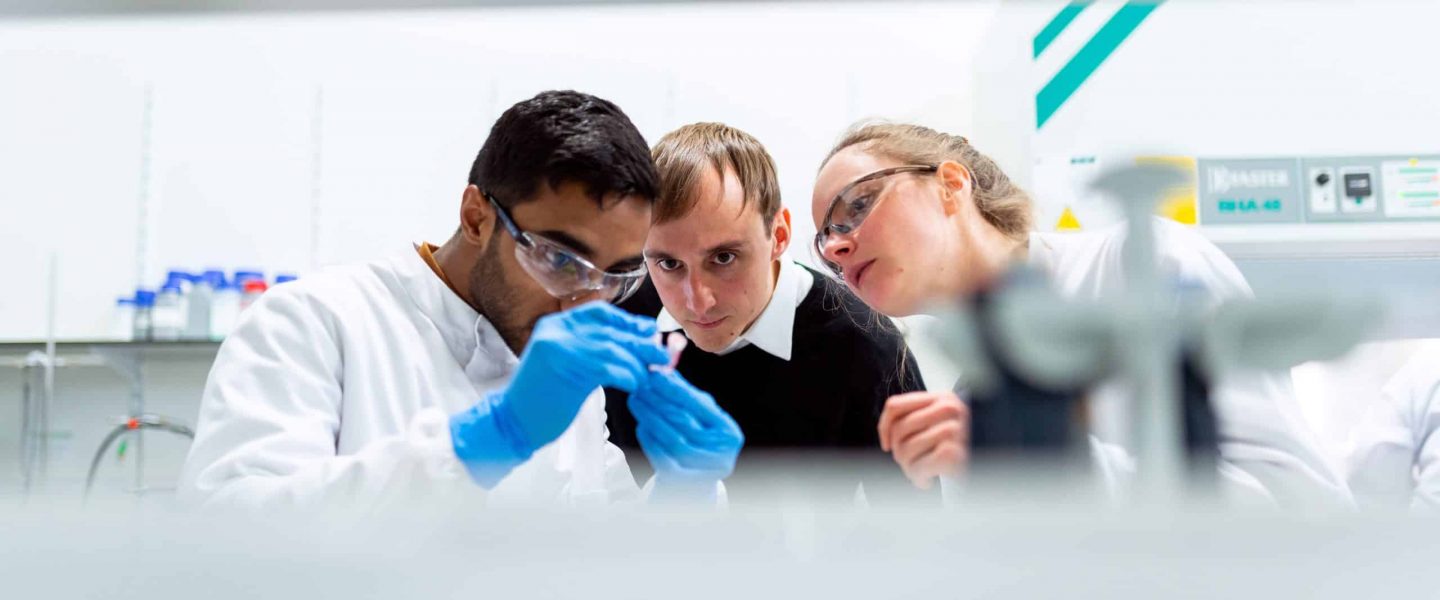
left=210, top=276, right=242, bottom=341
left=132, top=289, right=157, bottom=342
left=153, top=281, right=187, bottom=341
left=188, top=269, right=225, bottom=340
left=233, top=270, right=265, bottom=287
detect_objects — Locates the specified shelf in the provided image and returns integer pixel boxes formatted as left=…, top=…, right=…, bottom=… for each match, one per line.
left=0, top=340, right=222, bottom=366
left=0, top=340, right=222, bottom=348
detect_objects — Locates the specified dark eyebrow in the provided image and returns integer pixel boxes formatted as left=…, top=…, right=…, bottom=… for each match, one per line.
left=534, top=230, right=642, bottom=273
left=535, top=230, right=595, bottom=257
left=704, top=239, right=749, bottom=255
left=643, top=249, right=677, bottom=262
left=607, top=255, right=646, bottom=273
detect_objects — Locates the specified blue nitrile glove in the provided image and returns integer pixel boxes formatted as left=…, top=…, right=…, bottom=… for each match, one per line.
left=451, top=302, right=670, bottom=487
left=629, top=370, right=744, bottom=502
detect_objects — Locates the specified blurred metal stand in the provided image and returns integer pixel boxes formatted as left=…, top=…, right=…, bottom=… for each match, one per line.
left=929, top=163, right=1383, bottom=504
left=17, top=351, right=52, bottom=495
left=87, top=344, right=199, bottom=496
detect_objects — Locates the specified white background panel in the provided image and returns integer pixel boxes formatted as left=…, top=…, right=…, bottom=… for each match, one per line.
left=315, top=79, right=497, bottom=266
left=0, top=31, right=147, bottom=340
left=146, top=77, right=314, bottom=281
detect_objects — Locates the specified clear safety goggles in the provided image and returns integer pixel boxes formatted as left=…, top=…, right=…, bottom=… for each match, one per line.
left=813, top=165, right=938, bottom=275
left=487, top=192, right=648, bottom=303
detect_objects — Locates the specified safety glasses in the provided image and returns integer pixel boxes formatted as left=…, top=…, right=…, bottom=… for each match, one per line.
left=486, top=192, right=648, bottom=303
left=813, top=165, right=938, bottom=275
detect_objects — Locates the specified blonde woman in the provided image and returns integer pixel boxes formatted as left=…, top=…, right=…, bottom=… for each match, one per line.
left=809, top=122, right=1350, bottom=508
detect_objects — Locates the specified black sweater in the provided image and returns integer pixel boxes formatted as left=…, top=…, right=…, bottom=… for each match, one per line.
left=607, top=265, right=928, bottom=504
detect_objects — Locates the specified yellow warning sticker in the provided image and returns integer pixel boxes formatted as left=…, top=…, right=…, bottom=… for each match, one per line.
left=1056, top=206, right=1083, bottom=231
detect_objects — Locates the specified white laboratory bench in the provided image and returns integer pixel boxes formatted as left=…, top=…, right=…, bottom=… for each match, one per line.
left=0, top=498, right=1435, bottom=599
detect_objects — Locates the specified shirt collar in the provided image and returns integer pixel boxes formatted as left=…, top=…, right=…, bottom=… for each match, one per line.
left=656, top=259, right=814, bottom=361
left=392, top=244, right=519, bottom=381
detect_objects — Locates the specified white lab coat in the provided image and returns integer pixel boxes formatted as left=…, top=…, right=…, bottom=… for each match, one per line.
left=1347, top=341, right=1440, bottom=511
left=1028, top=218, right=1353, bottom=508
left=177, top=247, right=638, bottom=512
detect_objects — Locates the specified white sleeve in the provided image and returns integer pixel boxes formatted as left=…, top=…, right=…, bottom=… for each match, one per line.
left=1163, top=223, right=1354, bottom=508
left=1346, top=377, right=1419, bottom=509
left=600, top=440, right=642, bottom=504
left=177, top=287, right=471, bottom=513
left=1401, top=346, right=1440, bottom=511
left=1349, top=348, right=1440, bottom=511
left=592, top=389, right=642, bottom=504
left=1210, top=370, right=1352, bottom=508
left=1415, top=390, right=1440, bottom=511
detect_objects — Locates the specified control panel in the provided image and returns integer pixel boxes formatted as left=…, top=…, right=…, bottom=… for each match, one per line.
left=1198, top=155, right=1440, bottom=224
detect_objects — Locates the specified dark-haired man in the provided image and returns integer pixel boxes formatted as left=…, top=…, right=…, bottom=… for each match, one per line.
left=180, top=91, right=742, bottom=511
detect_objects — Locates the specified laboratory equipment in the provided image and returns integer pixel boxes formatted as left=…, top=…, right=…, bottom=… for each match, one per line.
left=234, top=270, right=265, bottom=285
left=84, top=414, right=194, bottom=499
left=929, top=163, right=1381, bottom=501
left=239, top=279, right=268, bottom=312
left=186, top=270, right=223, bottom=340
left=132, top=289, right=155, bottom=341
left=210, top=277, right=240, bottom=340
left=151, top=282, right=186, bottom=340
left=653, top=331, right=687, bottom=372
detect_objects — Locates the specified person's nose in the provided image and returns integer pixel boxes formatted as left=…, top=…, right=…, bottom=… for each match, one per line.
left=821, top=234, right=857, bottom=271
left=681, top=271, right=717, bottom=316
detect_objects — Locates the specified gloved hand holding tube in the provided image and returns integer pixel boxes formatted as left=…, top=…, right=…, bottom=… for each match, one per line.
left=629, top=369, right=745, bottom=502
left=449, top=302, right=670, bottom=487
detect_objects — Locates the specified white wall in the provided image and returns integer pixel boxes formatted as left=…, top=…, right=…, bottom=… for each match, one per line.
left=0, top=1, right=998, bottom=341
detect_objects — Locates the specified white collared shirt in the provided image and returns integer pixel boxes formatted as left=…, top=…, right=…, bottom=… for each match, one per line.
left=656, top=259, right=815, bottom=361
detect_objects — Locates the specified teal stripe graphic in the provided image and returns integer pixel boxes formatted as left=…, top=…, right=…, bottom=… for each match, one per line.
left=1033, top=2, right=1092, bottom=59
left=1035, top=1, right=1161, bottom=129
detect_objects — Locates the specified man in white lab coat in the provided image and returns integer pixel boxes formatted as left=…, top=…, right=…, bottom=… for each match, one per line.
left=179, top=90, right=743, bottom=512
left=1348, top=340, right=1440, bottom=511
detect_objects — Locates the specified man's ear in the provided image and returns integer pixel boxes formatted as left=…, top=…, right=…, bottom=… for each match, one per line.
left=771, top=207, right=792, bottom=259
left=937, top=160, right=973, bottom=217
left=459, top=184, right=495, bottom=247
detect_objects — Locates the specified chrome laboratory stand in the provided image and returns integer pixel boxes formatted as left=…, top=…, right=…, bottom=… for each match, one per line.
left=86, top=343, right=205, bottom=497
left=928, top=163, right=1382, bottom=503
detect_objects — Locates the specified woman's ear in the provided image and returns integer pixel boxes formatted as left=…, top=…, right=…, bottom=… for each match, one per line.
left=771, top=207, right=792, bottom=259
left=459, top=184, right=495, bottom=247
left=937, top=160, right=973, bottom=217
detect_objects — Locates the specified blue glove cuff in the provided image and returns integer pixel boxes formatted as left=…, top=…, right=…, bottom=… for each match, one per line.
left=450, top=391, right=537, bottom=489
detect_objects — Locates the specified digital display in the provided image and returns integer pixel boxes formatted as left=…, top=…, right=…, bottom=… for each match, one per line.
left=1343, top=172, right=1373, bottom=198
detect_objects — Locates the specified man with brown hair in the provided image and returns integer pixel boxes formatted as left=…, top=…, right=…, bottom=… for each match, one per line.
left=606, top=122, right=927, bottom=504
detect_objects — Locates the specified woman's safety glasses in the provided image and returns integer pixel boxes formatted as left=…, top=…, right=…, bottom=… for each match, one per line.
left=486, top=192, right=648, bottom=303
left=813, top=165, right=938, bottom=275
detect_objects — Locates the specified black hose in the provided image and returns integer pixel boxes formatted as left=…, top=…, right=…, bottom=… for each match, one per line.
left=83, top=416, right=196, bottom=500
